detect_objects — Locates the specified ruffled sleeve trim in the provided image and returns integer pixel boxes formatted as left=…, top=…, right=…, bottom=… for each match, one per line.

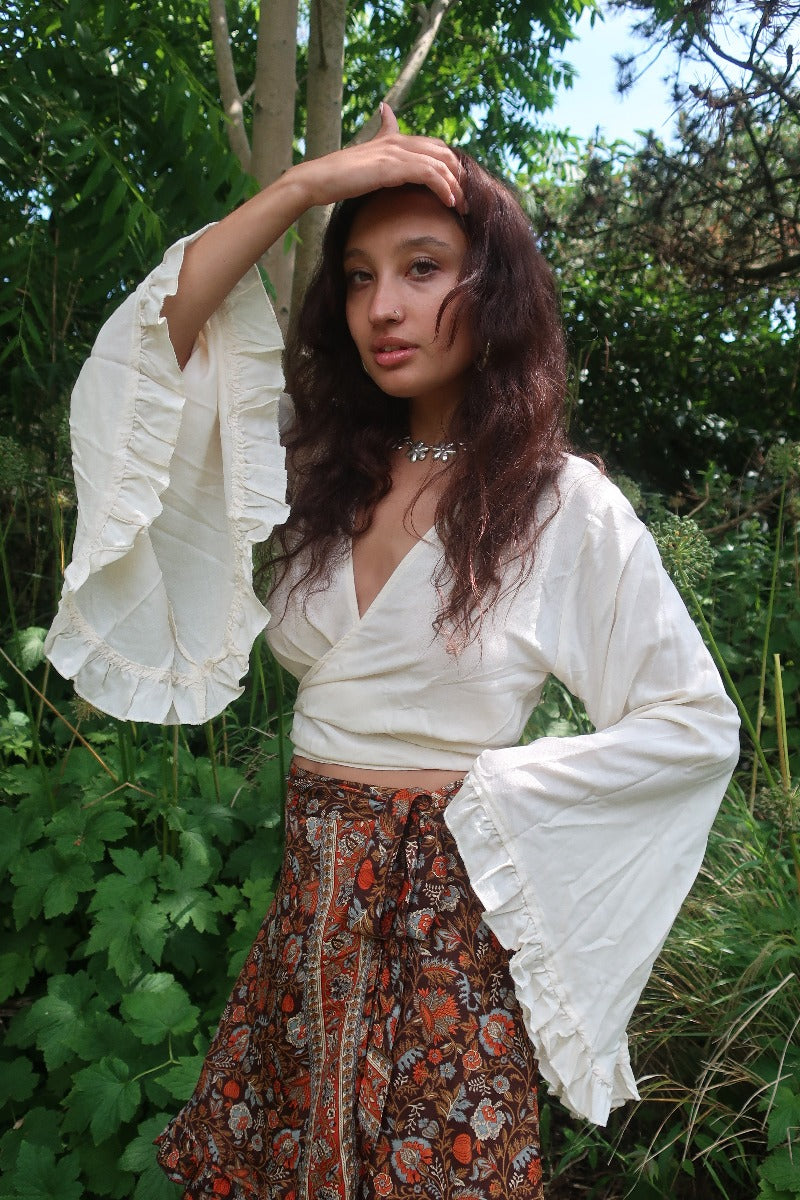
left=445, top=776, right=640, bottom=1125
left=45, top=229, right=289, bottom=724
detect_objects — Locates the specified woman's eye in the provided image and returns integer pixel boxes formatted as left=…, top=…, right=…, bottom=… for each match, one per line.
left=346, top=268, right=372, bottom=286
left=409, top=258, right=439, bottom=278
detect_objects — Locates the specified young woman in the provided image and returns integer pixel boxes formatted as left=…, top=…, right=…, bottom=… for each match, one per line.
left=46, top=106, right=740, bottom=1199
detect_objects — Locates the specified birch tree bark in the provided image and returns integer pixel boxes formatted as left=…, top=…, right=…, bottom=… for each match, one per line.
left=289, top=0, right=348, bottom=320
left=208, top=0, right=298, bottom=328
left=251, top=0, right=300, bottom=329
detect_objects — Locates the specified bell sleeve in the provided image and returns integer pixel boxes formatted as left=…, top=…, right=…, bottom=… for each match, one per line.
left=444, top=472, right=741, bottom=1125
left=45, top=229, right=289, bottom=724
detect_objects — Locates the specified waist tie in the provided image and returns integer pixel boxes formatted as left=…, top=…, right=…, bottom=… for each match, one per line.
left=345, top=787, right=451, bottom=942
left=341, top=785, right=463, bottom=1152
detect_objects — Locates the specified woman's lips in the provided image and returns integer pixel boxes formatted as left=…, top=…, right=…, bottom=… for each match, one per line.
left=371, top=340, right=416, bottom=368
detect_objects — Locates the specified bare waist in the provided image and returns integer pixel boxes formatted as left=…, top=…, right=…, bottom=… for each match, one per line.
left=292, top=755, right=466, bottom=791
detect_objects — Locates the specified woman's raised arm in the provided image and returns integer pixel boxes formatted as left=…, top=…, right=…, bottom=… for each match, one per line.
left=163, top=104, right=466, bottom=367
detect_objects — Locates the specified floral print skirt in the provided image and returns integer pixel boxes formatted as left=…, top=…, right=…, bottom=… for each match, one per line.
left=155, top=765, right=543, bottom=1200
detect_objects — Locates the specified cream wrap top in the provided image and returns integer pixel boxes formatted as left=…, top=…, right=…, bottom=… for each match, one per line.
left=45, top=232, right=741, bottom=1128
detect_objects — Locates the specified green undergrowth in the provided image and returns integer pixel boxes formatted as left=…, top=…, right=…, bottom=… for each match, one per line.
left=0, top=640, right=293, bottom=1200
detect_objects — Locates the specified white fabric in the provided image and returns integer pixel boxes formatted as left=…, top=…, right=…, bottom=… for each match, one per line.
left=46, top=233, right=740, bottom=1126
left=45, top=230, right=289, bottom=722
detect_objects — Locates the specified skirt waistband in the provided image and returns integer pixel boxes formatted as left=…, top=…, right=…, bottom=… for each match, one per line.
left=287, top=762, right=464, bottom=819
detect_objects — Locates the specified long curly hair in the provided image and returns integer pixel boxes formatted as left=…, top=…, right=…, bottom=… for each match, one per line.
left=272, top=150, right=570, bottom=645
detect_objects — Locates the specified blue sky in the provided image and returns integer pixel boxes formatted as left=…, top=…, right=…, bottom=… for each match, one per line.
left=546, top=5, right=681, bottom=145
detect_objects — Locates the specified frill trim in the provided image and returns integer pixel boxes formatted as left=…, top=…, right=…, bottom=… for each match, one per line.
left=444, top=778, right=640, bottom=1125
left=45, top=231, right=289, bottom=724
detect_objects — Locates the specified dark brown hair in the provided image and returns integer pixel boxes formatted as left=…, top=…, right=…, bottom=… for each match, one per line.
left=273, top=150, right=570, bottom=644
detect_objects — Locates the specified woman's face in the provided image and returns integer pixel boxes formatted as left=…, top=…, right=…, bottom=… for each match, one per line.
left=343, top=189, right=475, bottom=419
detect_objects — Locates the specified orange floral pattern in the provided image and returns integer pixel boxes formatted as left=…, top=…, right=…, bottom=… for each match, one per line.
left=155, top=766, right=543, bottom=1199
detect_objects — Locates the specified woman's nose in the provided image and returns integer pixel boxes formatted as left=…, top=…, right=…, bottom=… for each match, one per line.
left=368, top=283, right=402, bottom=325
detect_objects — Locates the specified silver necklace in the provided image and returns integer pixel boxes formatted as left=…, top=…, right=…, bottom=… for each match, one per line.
left=394, top=435, right=466, bottom=464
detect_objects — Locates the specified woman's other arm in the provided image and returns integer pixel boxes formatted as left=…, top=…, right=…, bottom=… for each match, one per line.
left=163, top=104, right=467, bottom=367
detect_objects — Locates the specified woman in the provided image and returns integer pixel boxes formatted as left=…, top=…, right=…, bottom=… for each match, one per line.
left=45, top=106, right=740, bottom=1199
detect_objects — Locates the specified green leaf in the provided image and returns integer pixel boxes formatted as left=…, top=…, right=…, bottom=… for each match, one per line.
left=79, top=154, right=112, bottom=202
left=9, top=841, right=93, bottom=925
left=0, top=1108, right=62, bottom=1172
left=6, top=626, right=48, bottom=671
left=0, top=1056, right=38, bottom=1109
left=121, top=974, right=199, bottom=1045
left=66, top=1009, right=139, bottom=1067
left=58, top=746, right=116, bottom=792
left=107, top=845, right=163, bottom=888
left=86, top=897, right=169, bottom=983
left=159, top=852, right=220, bottom=933
left=49, top=804, right=133, bottom=863
left=66, top=1056, right=142, bottom=1144
left=86, top=848, right=167, bottom=981
left=153, top=1054, right=204, bottom=1102
left=198, top=763, right=251, bottom=808
left=0, top=804, right=44, bottom=878
left=757, top=1184, right=788, bottom=1200
left=759, top=1146, right=800, bottom=1193
left=214, top=883, right=242, bottom=915
left=11, top=848, right=50, bottom=925
left=767, top=1085, right=800, bottom=1152
left=43, top=856, right=96, bottom=919
left=120, top=1113, right=173, bottom=1171
left=75, top=1137, right=132, bottom=1200
left=6, top=1143, right=82, bottom=1200
left=120, top=1114, right=177, bottom=1200
left=224, top=830, right=283, bottom=890
left=0, top=951, right=34, bottom=1003
left=30, top=921, right=78, bottom=978
left=11, top=807, right=101, bottom=922
left=10, top=971, right=99, bottom=1069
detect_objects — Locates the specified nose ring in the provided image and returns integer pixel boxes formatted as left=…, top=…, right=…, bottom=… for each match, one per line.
left=392, top=309, right=400, bottom=320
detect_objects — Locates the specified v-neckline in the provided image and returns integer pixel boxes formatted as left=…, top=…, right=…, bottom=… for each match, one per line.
left=348, top=526, right=438, bottom=622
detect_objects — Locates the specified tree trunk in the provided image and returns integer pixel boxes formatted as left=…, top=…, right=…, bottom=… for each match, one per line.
left=251, top=0, right=300, bottom=331
left=289, top=0, right=348, bottom=321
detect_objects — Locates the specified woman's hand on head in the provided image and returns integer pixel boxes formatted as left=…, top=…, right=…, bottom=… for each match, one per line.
left=291, top=104, right=467, bottom=215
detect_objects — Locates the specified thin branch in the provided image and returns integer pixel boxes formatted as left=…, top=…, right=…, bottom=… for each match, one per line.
left=705, top=485, right=785, bottom=536
left=208, top=0, right=252, bottom=171
left=350, top=0, right=458, bottom=144
left=736, top=251, right=800, bottom=282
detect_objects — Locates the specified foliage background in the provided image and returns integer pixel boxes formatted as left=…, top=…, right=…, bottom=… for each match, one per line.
left=2, top=0, right=800, bottom=1197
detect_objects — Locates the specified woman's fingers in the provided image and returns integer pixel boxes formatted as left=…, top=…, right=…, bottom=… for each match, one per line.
left=367, top=130, right=466, bottom=212
left=403, top=148, right=464, bottom=212
left=297, top=114, right=466, bottom=213
left=376, top=101, right=401, bottom=136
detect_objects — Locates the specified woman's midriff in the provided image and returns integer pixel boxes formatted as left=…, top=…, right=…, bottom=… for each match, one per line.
left=292, top=755, right=465, bottom=791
